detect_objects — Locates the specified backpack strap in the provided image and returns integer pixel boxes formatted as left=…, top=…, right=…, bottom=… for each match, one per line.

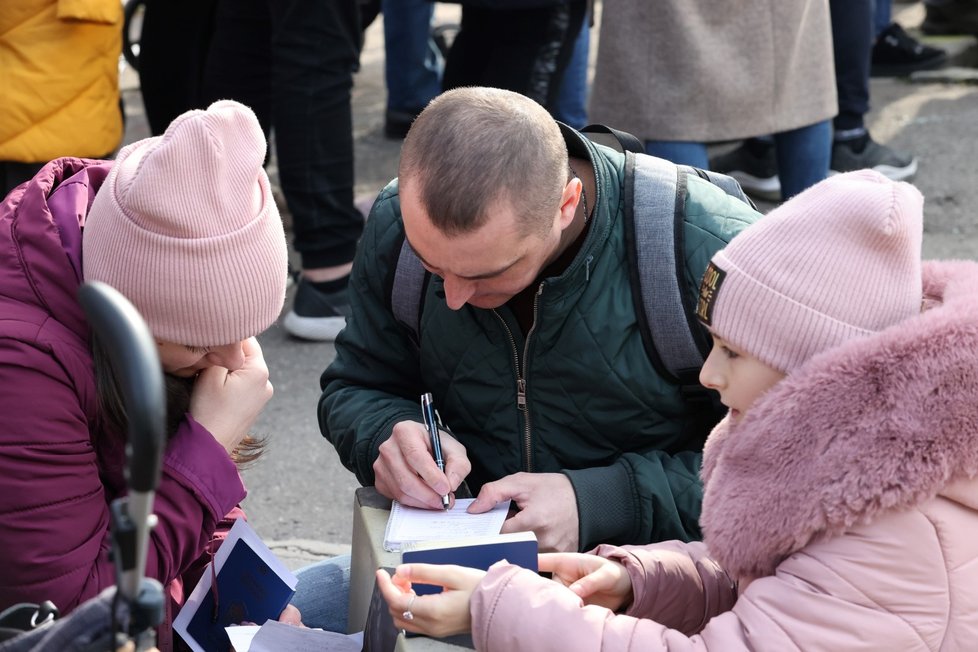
left=624, top=152, right=708, bottom=388
left=578, top=124, right=645, bottom=155
left=391, top=238, right=428, bottom=351
left=680, top=165, right=757, bottom=211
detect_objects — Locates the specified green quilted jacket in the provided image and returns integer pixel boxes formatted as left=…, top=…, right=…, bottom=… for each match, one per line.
left=319, top=127, right=759, bottom=550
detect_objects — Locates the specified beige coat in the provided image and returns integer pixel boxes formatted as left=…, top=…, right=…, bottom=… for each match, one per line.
left=590, top=0, right=837, bottom=142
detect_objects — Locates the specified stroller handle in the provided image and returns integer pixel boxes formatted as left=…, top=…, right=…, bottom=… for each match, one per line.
left=78, top=282, right=165, bottom=493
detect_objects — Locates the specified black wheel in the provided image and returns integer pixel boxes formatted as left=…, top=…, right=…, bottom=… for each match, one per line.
left=122, top=0, right=147, bottom=72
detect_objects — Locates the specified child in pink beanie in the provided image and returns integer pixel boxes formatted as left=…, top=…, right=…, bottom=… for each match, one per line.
left=0, top=101, right=319, bottom=647
left=376, top=170, right=978, bottom=650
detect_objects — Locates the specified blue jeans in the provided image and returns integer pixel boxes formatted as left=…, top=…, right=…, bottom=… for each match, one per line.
left=289, top=554, right=352, bottom=632
left=647, top=119, right=830, bottom=200
left=643, top=141, right=710, bottom=169
left=382, top=0, right=442, bottom=113
left=552, top=12, right=590, bottom=129
left=874, top=0, right=891, bottom=37
left=772, top=120, right=832, bottom=199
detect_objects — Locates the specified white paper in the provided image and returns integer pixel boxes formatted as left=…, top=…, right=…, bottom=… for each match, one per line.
left=173, top=519, right=298, bottom=652
left=226, top=625, right=260, bottom=652
left=246, top=621, right=363, bottom=652
left=383, top=498, right=511, bottom=551
left=226, top=623, right=364, bottom=652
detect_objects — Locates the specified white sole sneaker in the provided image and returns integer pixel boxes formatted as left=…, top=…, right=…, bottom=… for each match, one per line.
left=282, top=311, right=347, bottom=342
left=726, top=171, right=782, bottom=202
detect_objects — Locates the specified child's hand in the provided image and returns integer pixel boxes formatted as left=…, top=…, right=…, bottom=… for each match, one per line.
left=539, top=552, right=633, bottom=611
left=190, top=337, right=273, bottom=453
left=375, top=564, right=486, bottom=638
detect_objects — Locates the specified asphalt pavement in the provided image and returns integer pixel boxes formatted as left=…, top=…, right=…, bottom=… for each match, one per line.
left=118, top=2, right=978, bottom=568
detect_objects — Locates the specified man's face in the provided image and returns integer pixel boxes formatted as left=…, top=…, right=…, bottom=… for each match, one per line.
left=400, top=183, right=570, bottom=310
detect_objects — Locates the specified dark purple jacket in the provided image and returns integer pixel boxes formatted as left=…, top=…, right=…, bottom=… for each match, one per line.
left=0, top=158, right=247, bottom=650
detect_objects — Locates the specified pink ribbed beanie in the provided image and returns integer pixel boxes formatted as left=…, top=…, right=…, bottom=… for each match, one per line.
left=696, top=170, right=923, bottom=373
left=83, top=100, right=288, bottom=346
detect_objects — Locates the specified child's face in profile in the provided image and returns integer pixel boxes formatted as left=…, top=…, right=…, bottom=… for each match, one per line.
left=700, top=334, right=785, bottom=423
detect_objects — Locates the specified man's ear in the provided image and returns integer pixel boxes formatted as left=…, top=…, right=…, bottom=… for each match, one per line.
left=557, top=177, right=582, bottom=231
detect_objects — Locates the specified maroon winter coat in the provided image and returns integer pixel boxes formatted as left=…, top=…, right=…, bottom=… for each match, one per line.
left=0, top=158, right=247, bottom=650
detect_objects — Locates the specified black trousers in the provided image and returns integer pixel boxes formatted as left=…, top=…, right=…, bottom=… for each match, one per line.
left=138, top=0, right=365, bottom=269
left=442, top=1, right=587, bottom=114
left=830, top=0, right=873, bottom=132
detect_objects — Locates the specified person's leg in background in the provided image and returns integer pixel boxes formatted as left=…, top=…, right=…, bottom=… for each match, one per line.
left=708, top=137, right=782, bottom=202
left=922, top=0, right=978, bottom=35
left=874, top=0, right=892, bottom=34
left=382, top=0, right=442, bottom=138
left=443, top=2, right=587, bottom=114
left=773, top=120, right=832, bottom=200
left=829, top=0, right=917, bottom=180
left=643, top=141, right=709, bottom=169
left=200, top=0, right=273, bottom=137
left=137, top=0, right=218, bottom=136
left=552, top=9, right=591, bottom=129
left=274, top=0, right=365, bottom=342
left=871, top=0, right=947, bottom=77
left=289, top=554, right=352, bottom=632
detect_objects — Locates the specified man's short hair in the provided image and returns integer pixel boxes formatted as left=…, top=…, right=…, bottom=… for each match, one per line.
left=399, top=87, right=568, bottom=237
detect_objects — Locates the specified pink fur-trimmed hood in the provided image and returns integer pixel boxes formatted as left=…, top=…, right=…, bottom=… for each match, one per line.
left=700, top=260, right=978, bottom=581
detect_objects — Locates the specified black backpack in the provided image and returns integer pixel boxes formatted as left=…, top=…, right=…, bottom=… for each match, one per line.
left=390, top=125, right=754, bottom=415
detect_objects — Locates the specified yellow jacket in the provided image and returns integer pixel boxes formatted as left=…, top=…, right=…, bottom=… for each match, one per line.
left=1, top=0, right=123, bottom=163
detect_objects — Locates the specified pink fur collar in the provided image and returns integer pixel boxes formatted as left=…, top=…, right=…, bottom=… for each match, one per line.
left=700, top=260, right=978, bottom=580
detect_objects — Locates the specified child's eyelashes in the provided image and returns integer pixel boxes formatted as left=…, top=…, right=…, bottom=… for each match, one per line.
left=721, top=345, right=739, bottom=360
left=185, top=345, right=210, bottom=355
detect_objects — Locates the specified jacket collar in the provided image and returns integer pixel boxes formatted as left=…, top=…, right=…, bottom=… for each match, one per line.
left=700, top=260, right=978, bottom=580
left=1, top=157, right=112, bottom=340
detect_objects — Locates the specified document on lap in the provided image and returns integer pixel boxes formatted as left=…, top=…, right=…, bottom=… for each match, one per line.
left=226, top=621, right=364, bottom=652
left=173, top=519, right=298, bottom=652
left=382, top=498, right=511, bottom=552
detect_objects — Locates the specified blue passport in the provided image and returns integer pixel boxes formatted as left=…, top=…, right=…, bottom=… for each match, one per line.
left=183, top=539, right=296, bottom=651
left=401, top=531, right=538, bottom=596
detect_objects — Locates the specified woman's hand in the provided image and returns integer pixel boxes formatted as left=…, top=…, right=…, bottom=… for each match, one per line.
left=539, top=552, right=633, bottom=612
left=190, top=337, right=272, bottom=453
left=376, top=564, right=486, bottom=638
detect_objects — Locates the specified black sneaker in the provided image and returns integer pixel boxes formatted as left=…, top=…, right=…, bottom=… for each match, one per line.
left=283, top=278, right=352, bottom=342
left=830, top=135, right=918, bottom=181
left=922, top=0, right=978, bottom=36
left=709, top=140, right=781, bottom=201
left=871, top=23, right=947, bottom=77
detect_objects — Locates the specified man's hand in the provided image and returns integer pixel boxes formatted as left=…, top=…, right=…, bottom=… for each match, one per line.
left=376, top=564, right=485, bottom=638
left=539, top=552, right=633, bottom=612
left=190, top=337, right=272, bottom=453
left=373, top=420, right=471, bottom=510
left=468, top=472, right=579, bottom=552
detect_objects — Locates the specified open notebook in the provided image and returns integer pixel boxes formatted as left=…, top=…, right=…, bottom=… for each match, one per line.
left=382, top=498, right=511, bottom=552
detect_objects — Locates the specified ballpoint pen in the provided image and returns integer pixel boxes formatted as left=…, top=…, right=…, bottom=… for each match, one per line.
left=421, top=392, right=451, bottom=509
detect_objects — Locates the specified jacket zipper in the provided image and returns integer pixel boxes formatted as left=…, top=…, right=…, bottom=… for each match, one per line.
left=493, top=282, right=544, bottom=472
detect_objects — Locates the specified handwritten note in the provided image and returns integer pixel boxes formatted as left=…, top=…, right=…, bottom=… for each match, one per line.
left=383, top=498, right=511, bottom=551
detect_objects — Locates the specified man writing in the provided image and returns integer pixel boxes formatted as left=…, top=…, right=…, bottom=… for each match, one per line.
left=319, top=87, right=759, bottom=552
